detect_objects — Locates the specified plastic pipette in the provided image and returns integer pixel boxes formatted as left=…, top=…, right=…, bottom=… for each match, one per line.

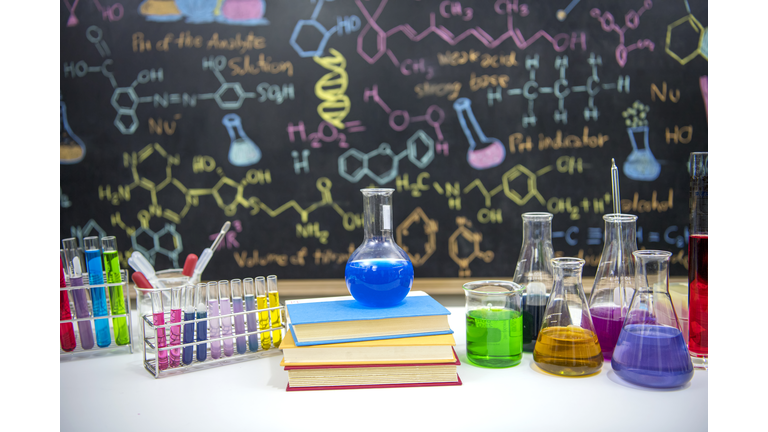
left=182, top=254, right=198, bottom=277
left=189, top=221, right=231, bottom=285
left=127, top=251, right=165, bottom=288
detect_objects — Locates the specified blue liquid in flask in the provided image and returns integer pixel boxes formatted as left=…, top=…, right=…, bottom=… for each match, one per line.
left=222, top=113, right=261, bottom=167
left=345, top=259, right=414, bottom=308
left=611, top=324, right=694, bottom=388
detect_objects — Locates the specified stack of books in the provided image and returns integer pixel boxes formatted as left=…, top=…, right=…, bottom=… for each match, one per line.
left=282, top=291, right=462, bottom=391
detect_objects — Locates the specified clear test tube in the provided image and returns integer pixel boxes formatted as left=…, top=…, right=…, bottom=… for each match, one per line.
left=243, top=278, right=259, bottom=352
left=231, top=279, right=247, bottom=354
left=62, top=238, right=94, bottom=350
left=194, top=283, right=208, bottom=362
left=207, top=281, right=222, bottom=359
left=101, top=236, right=129, bottom=346
left=256, top=276, right=271, bottom=349
left=169, top=286, right=182, bottom=367
left=218, top=280, right=234, bottom=357
left=84, top=236, right=111, bottom=347
left=182, top=284, right=196, bottom=365
left=267, top=275, right=282, bottom=347
left=151, top=289, right=168, bottom=371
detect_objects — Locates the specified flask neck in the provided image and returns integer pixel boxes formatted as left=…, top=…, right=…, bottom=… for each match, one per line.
left=454, top=99, right=487, bottom=145
left=603, top=218, right=637, bottom=247
left=633, top=251, right=671, bottom=291
left=362, top=190, right=394, bottom=240
left=522, top=219, right=553, bottom=244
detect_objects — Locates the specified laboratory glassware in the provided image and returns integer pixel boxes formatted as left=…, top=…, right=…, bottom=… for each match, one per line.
left=84, top=236, right=111, bottom=347
left=219, top=280, right=235, bottom=357
left=101, top=236, right=130, bottom=345
left=267, top=275, right=283, bottom=347
left=453, top=97, right=506, bottom=170
left=256, top=276, right=270, bottom=349
left=195, top=283, right=208, bottom=362
left=60, top=254, right=77, bottom=352
left=169, top=286, right=183, bottom=367
left=151, top=289, right=168, bottom=371
left=588, top=213, right=638, bottom=360
left=611, top=250, right=694, bottom=388
left=243, top=277, right=260, bottom=352
left=62, top=239, right=94, bottom=350
left=463, top=280, right=525, bottom=368
left=182, top=284, right=196, bottom=365
left=688, top=152, right=708, bottom=369
left=512, top=212, right=555, bottom=352
left=345, top=188, right=414, bottom=307
left=231, top=279, right=247, bottom=354
left=207, top=282, right=222, bottom=359
left=222, top=113, right=261, bottom=166
left=533, top=258, right=602, bottom=377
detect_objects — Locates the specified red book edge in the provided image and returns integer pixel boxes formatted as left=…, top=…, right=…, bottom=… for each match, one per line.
left=286, top=374, right=462, bottom=392
left=283, top=347, right=460, bottom=370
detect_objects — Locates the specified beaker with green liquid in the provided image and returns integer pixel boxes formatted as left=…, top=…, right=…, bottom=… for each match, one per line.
left=463, top=280, right=524, bottom=368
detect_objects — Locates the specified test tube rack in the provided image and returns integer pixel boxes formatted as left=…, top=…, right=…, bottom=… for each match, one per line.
left=60, top=269, right=134, bottom=357
left=140, top=285, right=285, bottom=379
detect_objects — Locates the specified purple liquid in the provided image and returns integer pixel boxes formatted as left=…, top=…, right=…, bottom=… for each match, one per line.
left=71, top=284, right=94, bottom=350
left=590, top=306, right=625, bottom=360
left=220, top=298, right=234, bottom=357
left=153, top=312, right=168, bottom=370
left=611, top=324, right=694, bottom=388
left=245, top=295, right=259, bottom=352
left=233, top=298, right=247, bottom=354
left=208, top=300, right=221, bottom=359
left=169, top=309, right=182, bottom=367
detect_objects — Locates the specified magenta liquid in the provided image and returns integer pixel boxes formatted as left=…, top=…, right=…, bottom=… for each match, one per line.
left=220, top=298, right=234, bottom=357
left=233, top=298, right=247, bottom=354
left=169, top=308, right=182, bottom=368
left=590, top=306, right=625, bottom=360
left=153, top=312, right=168, bottom=370
left=208, top=300, right=221, bottom=359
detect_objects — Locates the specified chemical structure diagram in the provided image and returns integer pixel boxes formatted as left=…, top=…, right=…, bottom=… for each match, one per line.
left=290, top=0, right=361, bottom=57
left=665, top=0, right=708, bottom=65
left=463, top=164, right=553, bottom=208
left=448, top=217, right=494, bottom=277
left=487, top=53, right=630, bottom=127
left=337, top=130, right=435, bottom=184
left=62, top=26, right=294, bottom=135
left=590, top=1, right=654, bottom=67
left=395, top=207, right=438, bottom=267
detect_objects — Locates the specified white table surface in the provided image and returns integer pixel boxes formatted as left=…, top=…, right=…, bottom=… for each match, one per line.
left=61, top=307, right=708, bottom=432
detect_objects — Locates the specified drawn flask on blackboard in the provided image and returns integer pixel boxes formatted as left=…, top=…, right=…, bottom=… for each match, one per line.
left=60, top=96, right=86, bottom=165
left=622, top=101, right=660, bottom=181
left=453, top=98, right=506, bottom=170
left=222, top=113, right=261, bottom=167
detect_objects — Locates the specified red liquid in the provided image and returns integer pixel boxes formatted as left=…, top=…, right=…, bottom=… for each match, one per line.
left=688, top=234, right=708, bottom=356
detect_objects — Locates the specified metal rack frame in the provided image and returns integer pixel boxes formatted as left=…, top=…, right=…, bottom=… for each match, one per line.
left=60, top=269, right=134, bottom=357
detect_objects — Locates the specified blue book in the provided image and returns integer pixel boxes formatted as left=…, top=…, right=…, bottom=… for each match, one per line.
left=285, top=291, right=452, bottom=346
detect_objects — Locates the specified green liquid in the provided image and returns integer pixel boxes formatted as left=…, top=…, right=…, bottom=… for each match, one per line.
left=466, top=308, right=523, bottom=368
left=103, top=250, right=130, bottom=346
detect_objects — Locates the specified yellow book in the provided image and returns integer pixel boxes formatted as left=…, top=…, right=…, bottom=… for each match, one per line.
left=280, top=329, right=456, bottom=365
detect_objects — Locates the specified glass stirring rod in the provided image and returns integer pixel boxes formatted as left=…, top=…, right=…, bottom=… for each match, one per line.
left=231, top=279, right=247, bottom=354
left=243, top=278, right=259, bottom=352
left=194, top=283, right=208, bottom=362
left=219, top=280, right=234, bottom=357
left=207, top=282, right=222, bottom=359
left=62, top=239, right=94, bottom=350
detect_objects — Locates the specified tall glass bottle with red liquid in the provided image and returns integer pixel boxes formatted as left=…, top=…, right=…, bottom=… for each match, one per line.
left=588, top=214, right=637, bottom=360
left=688, top=152, right=708, bottom=369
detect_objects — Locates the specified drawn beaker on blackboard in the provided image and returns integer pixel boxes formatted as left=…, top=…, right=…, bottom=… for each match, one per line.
left=139, top=0, right=183, bottom=21
left=176, top=0, right=218, bottom=23
left=218, top=0, right=269, bottom=25
left=623, top=126, right=661, bottom=181
left=453, top=98, right=506, bottom=170
left=60, top=98, right=86, bottom=165
left=223, top=114, right=261, bottom=167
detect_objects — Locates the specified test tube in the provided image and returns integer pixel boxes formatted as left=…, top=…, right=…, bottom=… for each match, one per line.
left=62, top=239, right=94, bottom=350
left=83, top=236, right=111, bottom=347
left=169, top=286, right=182, bottom=367
left=256, top=276, right=271, bottom=349
left=60, top=251, right=77, bottom=352
left=182, top=284, right=196, bottom=365
left=194, top=283, right=208, bottom=362
left=231, top=279, right=247, bottom=354
left=101, top=236, right=130, bottom=346
left=243, top=278, right=259, bottom=352
left=219, top=280, right=234, bottom=357
left=207, top=282, right=222, bottom=359
left=151, top=290, right=168, bottom=371
left=267, top=275, right=283, bottom=347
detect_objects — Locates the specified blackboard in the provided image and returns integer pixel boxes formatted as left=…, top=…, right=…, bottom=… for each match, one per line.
left=60, top=0, right=708, bottom=280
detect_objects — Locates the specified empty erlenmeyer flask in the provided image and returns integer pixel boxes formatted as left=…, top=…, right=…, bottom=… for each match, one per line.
left=223, top=113, right=261, bottom=167
left=453, top=98, right=506, bottom=170
left=512, top=212, right=555, bottom=352
left=588, top=213, right=637, bottom=360
left=345, top=189, right=414, bottom=307
left=533, top=258, right=602, bottom=377
left=611, top=250, right=694, bottom=388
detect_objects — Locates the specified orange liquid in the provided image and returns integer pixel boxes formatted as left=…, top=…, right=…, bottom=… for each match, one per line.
left=533, top=326, right=603, bottom=376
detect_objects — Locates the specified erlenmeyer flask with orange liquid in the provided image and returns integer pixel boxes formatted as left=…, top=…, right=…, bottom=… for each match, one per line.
left=533, top=258, right=603, bottom=377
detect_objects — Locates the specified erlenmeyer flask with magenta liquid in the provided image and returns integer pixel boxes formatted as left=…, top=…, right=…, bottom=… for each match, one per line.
left=345, top=188, right=414, bottom=307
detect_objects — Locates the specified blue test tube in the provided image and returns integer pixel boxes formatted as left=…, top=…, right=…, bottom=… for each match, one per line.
left=195, top=283, right=208, bottom=362
left=182, top=284, right=196, bottom=365
left=243, top=278, right=259, bottom=352
left=84, top=236, right=111, bottom=347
